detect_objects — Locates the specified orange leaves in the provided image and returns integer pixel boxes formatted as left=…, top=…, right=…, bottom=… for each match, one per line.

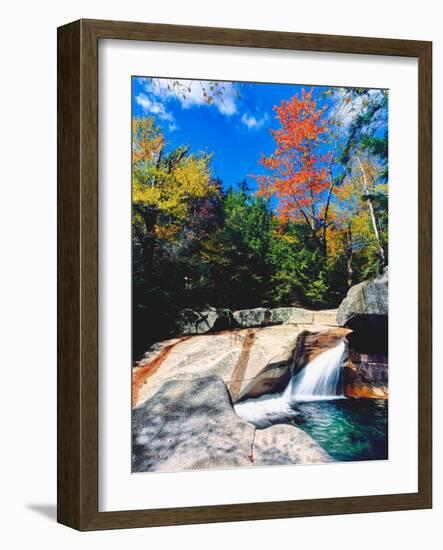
left=254, top=89, right=331, bottom=224
left=272, top=89, right=326, bottom=154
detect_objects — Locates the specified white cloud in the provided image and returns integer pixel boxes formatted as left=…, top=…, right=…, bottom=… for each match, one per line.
left=240, top=112, right=269, bottom=131
left=135, top=93, right=174, bottom=122
left=143, top=78, right=238, bottom=116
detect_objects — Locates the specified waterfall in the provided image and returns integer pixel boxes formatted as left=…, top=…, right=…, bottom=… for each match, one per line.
left=290, top=340, right=346, bottom=401
left=234, top=340, right=346, bottom=428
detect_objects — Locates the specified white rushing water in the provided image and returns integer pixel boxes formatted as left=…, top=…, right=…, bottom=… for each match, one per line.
left=233, top=391, right=295, bottom=428
left=290, top=340, right=346, bottom=401
left=234, top=341, right=346, bottom=428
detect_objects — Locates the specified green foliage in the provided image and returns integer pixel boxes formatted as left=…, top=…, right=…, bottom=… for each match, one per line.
left=266, top=223, right=348, bottom=309
left=199, top=186, right=274, bottom=308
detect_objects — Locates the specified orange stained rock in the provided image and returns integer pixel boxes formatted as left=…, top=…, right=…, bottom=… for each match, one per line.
left=344, top=384, right=388, bottom=399
left=132, top=336, right=190, bottom=408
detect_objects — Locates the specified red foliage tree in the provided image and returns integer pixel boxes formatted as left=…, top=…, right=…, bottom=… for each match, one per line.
left=256, top=89, right=333, bottom=253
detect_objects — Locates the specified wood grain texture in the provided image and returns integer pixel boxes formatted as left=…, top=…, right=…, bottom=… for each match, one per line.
left=83, top=18, right=429, bottom=57
left=417, top=42, right=432, bottom=506
left=57, top=20, right=81, bottom=528
left=57, top=19, right=432, bottom=531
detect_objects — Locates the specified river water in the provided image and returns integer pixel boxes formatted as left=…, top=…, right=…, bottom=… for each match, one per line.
left=287, top=398, right=388, bottom=461
left=234, top=340, right=388, bottom=462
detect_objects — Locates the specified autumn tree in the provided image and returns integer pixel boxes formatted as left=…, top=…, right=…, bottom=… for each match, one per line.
left=331, top=155, right=388, bottom=279
left=332, top=89, right=388, bottom=270
left=132, top=116, right=214, bottom=279
left=255, top=89, right=334, bottom=256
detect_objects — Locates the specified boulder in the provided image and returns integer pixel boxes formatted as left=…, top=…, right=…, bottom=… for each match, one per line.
left=270, top=307, right=314, bottom=325
left=233, top=307, right=271, bottom=328
left=337, top=268, right=388, bottom=323
left=337, top=268, right=388, bottom=354
left=253, top=424, right=334, bottom=466
left=176, top=307, right=233, bottom=336
left=132, top=376, right=255, bottom=472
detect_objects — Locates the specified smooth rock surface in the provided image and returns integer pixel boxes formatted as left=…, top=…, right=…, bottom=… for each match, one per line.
left=132, top=376, right=255, bottom=472
left=253, top=424, right=334, bottom=466
left=312, top=309, right=339, bottom=325
left=133, top=324, right=312, bottom=407
left=132, top=375, right=333, bottom=472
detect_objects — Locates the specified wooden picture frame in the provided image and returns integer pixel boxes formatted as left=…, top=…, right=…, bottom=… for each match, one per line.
left=57, top=19, right=432, bottom=531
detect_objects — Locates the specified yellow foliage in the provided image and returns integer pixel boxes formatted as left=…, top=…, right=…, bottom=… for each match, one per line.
left=133, top=153, right=213, bottom=220
left=327, top=152, right=386, bottom=262
left=132, top=116, right=215, bottom=230
left=132, top=117, right=164, bottom=163
left=154, top=223, right=181, bottom=240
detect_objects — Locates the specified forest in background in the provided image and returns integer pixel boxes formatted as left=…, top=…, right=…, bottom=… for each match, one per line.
left=132, top=83, right=388, bottom=359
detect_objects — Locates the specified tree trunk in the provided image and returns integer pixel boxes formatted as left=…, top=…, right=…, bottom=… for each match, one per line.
left=322, top=174, right=336, bottom=259
left=345, top=223, right=353, bottom=288
left=356, top=156, right=386, bottom=268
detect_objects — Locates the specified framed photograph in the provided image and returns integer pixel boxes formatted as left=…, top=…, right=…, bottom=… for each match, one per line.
left=57, top=19, right=432, bottom=530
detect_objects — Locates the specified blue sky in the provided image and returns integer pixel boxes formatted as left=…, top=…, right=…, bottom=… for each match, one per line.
left=132, top=78, right=388, bottom=196
left=132, top=77, right=337, bottom=192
